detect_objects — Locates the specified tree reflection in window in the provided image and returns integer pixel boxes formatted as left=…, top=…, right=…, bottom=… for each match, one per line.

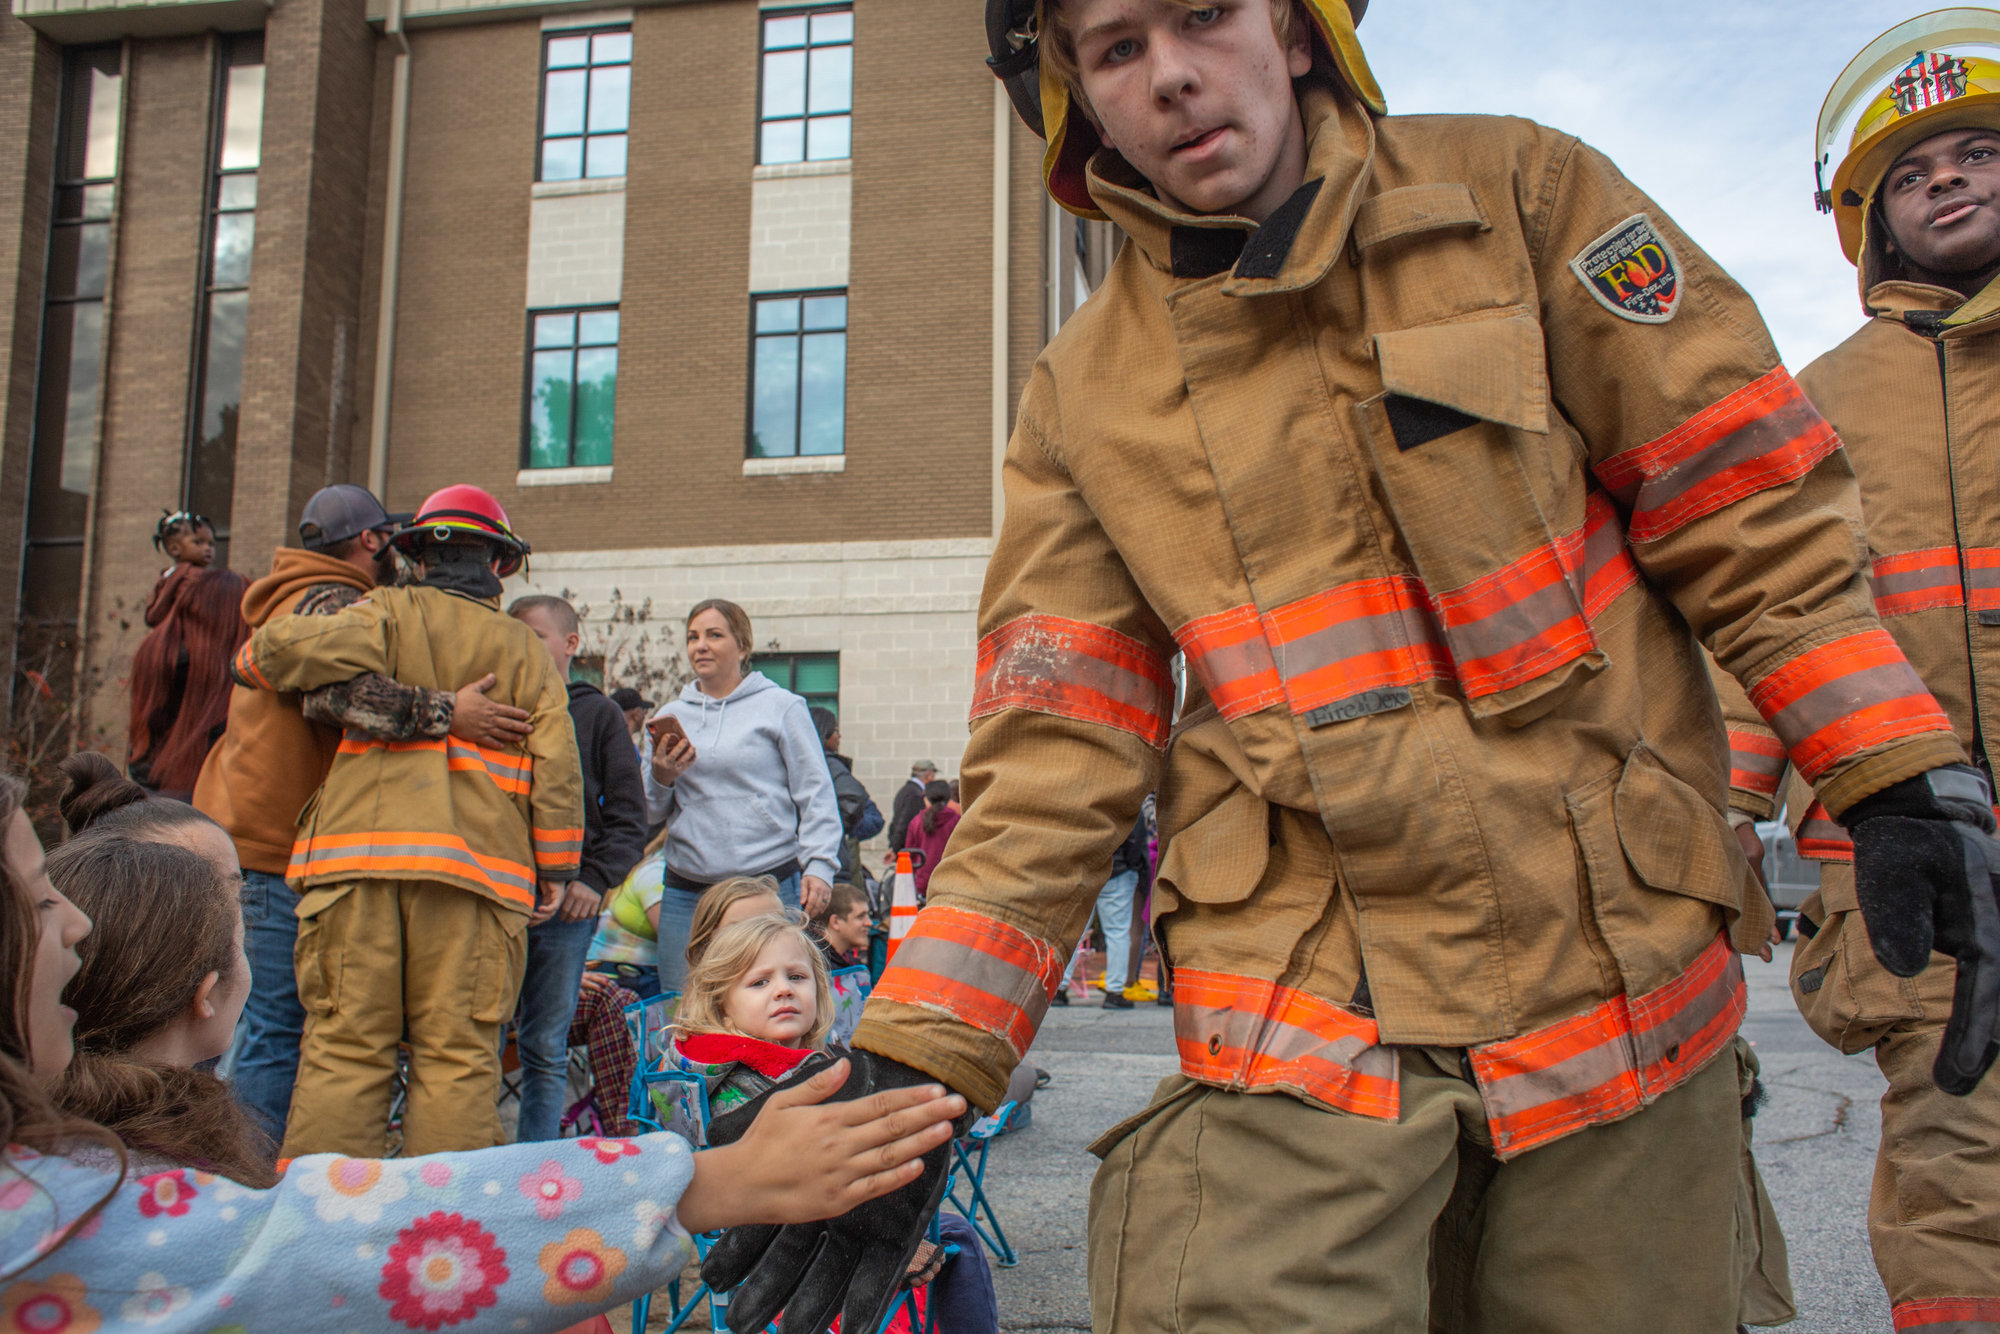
left=524, top=307, right=618, bottom=469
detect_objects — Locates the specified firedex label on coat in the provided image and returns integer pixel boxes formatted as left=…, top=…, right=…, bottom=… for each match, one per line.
left=1570, top=213, right=1682, bottom=324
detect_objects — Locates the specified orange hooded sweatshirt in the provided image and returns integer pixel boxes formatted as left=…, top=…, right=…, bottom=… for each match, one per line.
left=192, top=549, right=375, bottom=874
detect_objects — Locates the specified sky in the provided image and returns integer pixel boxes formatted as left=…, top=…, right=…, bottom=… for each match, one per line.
left=1359, top=1, right=1949, bottom=371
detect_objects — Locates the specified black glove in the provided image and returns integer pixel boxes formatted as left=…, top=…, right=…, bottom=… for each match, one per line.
left=1844, top=763, right=2000, bottom=1094
left=700, top=1049, right=969, bottom=1334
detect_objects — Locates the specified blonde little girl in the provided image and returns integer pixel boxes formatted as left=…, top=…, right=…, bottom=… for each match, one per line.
left=671, top=914, right=834, bottom=1117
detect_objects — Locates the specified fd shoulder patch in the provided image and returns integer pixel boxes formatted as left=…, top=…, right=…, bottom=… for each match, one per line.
left=1570, top=213, right=1681, bottom=323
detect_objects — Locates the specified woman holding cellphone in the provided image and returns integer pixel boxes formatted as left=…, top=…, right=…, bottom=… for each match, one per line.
left=645, top=598, right=843, bottom=994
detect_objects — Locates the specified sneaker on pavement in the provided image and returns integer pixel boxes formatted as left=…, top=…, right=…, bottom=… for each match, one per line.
left=1103, top=991, right=1135, bottom=1010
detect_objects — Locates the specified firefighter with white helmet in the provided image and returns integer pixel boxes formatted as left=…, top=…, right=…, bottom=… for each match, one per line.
left=1718, top=10, right=2000, bottom=1327
left=702, top=3, right=1995, bottom=1330
left=231, top=484, right=585, bottom=1157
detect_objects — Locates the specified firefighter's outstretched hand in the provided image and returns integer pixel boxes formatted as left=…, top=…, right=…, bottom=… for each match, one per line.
left=452, top=673, right=533, bottom=748
left=1845, top=763, right=2000, bottom=1094
left=699, top=1050, right=972, bottom=1334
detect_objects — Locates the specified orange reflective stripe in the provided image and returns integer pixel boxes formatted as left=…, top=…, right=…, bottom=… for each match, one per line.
left=1727, top=730, right=1786, bottom=799
left=1594, top=368, right=1838, bottom=543
left=1795, top=800, right=1852, bottom=862
left=1872, top=547, right=1964, bottom=617
left=233, top=642, right=274, bottom=691
left=1969, top=548, right=2000, bottom=615
left=1747, top=629, right=1949, bottom=782
left=870, top=906, right=1065, bottom=1058
left=1470, top=935, right=1745, bottom=1158
left=337, top=735, right=533, bottom=796
left=971, top=614, right=1172, bottom=748
left=287, top=830, right=538, bottom=907
left=1172, top=969, right=1400, bottom=1119
left=1896, top=1298, right=2000, bottom=1332
left=1180, top=493, right=1639, bottom=717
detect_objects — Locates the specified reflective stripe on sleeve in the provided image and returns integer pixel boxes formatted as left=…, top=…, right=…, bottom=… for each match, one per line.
left=1469, top=934, right=1745, bottom=1158
left=970, top=614, right=1173, bottom=749
left=1172, top=969, right=1400, bottom=1119
left=1727, top=730, right=1786, bottom=799
left=287, top=831, right=539, bottom=907
left=1746, top=629, right=1950, bottom=782
left=1794, top=800, right=1853, bottom=862
left=1894, top=1298, right=2000, bottom=1332
left=232, top=642, right=274, bottom=691
left=1594, top=368, right=1839, bottom=544
left=869, top=906, right=1066, bottom=1059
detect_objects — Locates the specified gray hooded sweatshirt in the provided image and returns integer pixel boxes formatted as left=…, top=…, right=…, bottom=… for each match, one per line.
left=642, top=671, right=843, bottom=886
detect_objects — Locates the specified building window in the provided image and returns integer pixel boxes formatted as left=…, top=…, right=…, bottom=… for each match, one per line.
left=21, top=44, right=121, bottom=659
left=540, top=27, right=630, bottom=182
left=758, top=8, right=851, bottom=164
left=524, top=307, right=619, bottom=469
left=759, top=653, right=839, bottom=714
left=749, top=291, right=845, bottom=458
left=185, top=34, right=264, bottom=554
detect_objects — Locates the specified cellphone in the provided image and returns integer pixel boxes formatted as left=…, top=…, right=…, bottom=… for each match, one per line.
left=647, top=715, right=688, bottom=748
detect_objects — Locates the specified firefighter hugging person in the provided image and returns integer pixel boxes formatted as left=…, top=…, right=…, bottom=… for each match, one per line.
left=231, top=486, right=584, bottom=1159
left=1710, top=15, right=2000, bottom=1331
left=682, top=2, right=2000, bottom=1332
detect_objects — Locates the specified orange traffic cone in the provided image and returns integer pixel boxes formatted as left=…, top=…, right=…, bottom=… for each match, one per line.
left=886, top=850, right=922, bottom=965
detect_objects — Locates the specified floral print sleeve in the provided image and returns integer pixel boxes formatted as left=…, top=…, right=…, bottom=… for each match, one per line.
left=0, top=1132, right=694, bottom=1333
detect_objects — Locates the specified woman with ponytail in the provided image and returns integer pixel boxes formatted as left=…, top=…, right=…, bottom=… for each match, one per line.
left=0, top=757, right=967, bottom=1324
left=126, top=565, right=250, bottom=800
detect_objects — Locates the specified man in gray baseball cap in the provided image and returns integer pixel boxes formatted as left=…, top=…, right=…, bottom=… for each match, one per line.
left=297, top=484, right=412, bottom=583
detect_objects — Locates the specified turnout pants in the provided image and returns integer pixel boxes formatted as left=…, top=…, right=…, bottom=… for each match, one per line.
left=1793, top=875, right=2000, bottom=1332
left=282, top=879, right=529, bottom=1159
left=1088, top=1042, right=1753, bottom=1333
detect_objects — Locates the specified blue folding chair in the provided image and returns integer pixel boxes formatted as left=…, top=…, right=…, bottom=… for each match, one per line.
left=945, top=1102, right=1020, bottom=1267
left=628, top=1068, right=727, bottom=1334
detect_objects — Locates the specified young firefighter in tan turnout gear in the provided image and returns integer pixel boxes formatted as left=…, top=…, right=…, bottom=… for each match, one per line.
left=232, top=485, right=585, bottom=1159
left=1719, top=14, right=2000, bottom=1331
left=700, top=4, right=2000, bottom=1332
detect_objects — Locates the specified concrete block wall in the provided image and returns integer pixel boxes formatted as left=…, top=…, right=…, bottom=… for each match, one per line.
left=526, top=183, right=624, bottom=308
left=747, top=165, right=848, bottom=293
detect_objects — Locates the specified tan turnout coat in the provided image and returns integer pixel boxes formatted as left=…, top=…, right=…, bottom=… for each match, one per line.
left=853, top=87, right=1962, bottom=1156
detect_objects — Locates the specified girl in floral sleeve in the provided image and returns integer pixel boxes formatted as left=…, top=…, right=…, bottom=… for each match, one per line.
left=0, top=771, right=964, bottom=1333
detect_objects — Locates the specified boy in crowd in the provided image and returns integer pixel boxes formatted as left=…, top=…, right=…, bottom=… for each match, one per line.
left=510, top=594, right=649, bottom=1141
left=815, top=879, right=873, bottom=970
left=194, top=483, right=533, bottom=1143
left=232, top=485, right=583, bottom=1158
left=706, top=2, right=2000, bottom=1331
left=1721, top=22, right=2000, bottom=1327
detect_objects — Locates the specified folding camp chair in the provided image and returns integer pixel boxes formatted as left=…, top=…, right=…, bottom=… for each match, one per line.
left=945, top=1102, right=1020, bottom=1267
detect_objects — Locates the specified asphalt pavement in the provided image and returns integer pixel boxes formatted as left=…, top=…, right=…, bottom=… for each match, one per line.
left=980, top=942, right=1891, bottom=1332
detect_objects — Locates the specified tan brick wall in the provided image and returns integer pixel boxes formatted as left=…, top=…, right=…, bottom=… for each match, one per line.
left=81, top=35, right=214, bottom=743
left=0, top=22, right=59, bottom=703
left=230, top=0, right=380, bottom=562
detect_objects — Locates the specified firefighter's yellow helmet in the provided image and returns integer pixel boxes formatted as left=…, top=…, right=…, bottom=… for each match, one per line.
left=987, top=0, right=1381, bottom=219
left=1818, top=8, right=2000, bottom=264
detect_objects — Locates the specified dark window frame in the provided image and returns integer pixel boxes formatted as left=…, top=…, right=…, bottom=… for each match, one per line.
left=754, top=5, right=854, bottom=166
left=534, top=25, right=633, bottom=184
left=757, top=651, right=840, bottom=714
left=745, top=287, right=848, bottom=460
left=520, top=303, right=621, bottom=470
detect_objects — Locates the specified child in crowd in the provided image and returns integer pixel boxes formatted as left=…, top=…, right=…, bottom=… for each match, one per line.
left=127, top=566, right=250, bottom=801
left=0, top=766, right=967, bottom=1330
left=904, top=779, right=957, bottom=900
left=508, top=595, right=648, bottom=1143
left=145, top=509, right=216, bottom=627
left=684, top=875, right=784, bottom=975
left=671, top=915, right=833, bottom=1116
left=815, top=879, right=872, bottom=970
left=588, top=830, right=669, bottom=999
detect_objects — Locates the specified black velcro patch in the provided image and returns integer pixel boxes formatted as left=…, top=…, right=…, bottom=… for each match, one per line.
left=1234, top=177, right=1324, bottom=279
left=1171, top=227, right=1247, bottom=279
left=1383, top=394, right=1479, bottom=451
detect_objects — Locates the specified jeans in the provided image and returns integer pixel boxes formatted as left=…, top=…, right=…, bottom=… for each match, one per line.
left=515, top=913, right=597, bottom=1142
left=232, top=869, right=306, bottom=1143
left=655, top=868, right=802, bottom=996
left=1093, top=869, right=1139, bottom=994
left=931, top=1212, right=1000, bottom=1334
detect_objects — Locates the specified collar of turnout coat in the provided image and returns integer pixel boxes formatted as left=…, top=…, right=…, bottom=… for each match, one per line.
left=1083, top=81, right=1373, bottom=293
left=1864, top=272, right=2000, bottom=333
left=676, top=1031, right=816, bottom=1079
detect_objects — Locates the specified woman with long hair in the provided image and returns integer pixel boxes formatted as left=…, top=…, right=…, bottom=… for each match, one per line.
left=127, top=565, right=250, bottom=799
left=643, top=598, right=843, bottom=993
left=902, top=780, right=958, bottom=900
left=0, top=762, right=965, bottom=1321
